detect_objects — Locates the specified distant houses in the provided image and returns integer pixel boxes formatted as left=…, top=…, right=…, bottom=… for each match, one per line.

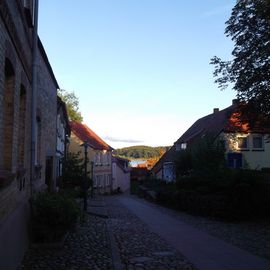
left=69, top=121, right=131, bottom=194
left=152, top=100, right=270, bottom=182
left=112, top=156, right=131, bottom=192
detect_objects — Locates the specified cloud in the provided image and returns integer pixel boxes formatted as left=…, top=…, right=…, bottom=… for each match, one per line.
left=103, top=136, right=144, bottom=144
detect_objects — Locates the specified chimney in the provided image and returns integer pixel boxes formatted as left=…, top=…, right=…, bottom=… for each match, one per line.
left=213, top=108, right=219, bottom=114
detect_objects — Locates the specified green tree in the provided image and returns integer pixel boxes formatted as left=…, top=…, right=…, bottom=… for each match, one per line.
left=175, top=135, right=226, bottom=179
left=211, top=0, right=270, bottom=117
left=58, top=89, right=83, bottom=122
left=61, top=152, right=90, bottom=188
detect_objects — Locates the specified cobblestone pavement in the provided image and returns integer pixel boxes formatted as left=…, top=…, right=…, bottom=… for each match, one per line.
left=131, top=195, right=270, bottom=261
left=105, top=196, right=196, bottom=270
left=21, top=214, right=113, bottom=270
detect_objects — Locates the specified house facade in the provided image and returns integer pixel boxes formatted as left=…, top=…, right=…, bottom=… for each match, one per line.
left=152, top=100, right=270, bottom=181
left=0, top=1, right=59, bottom=269
left=56, top=96, right=70, bottom=190
left=69, top=121, right=113, bottom=194
left=112, top=156, right=130, bottom=193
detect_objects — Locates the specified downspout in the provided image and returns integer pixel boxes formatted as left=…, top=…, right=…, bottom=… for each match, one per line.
left=30, top=0, right=39, bottom=197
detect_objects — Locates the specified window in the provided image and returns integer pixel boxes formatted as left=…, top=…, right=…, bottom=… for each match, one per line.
left=227, top=153, right=243, bottom=168
left=93, top=176, right=97, bottom=187
left=176, top=143, right=187, bottom=151
left=95, top=152, right=101, bottom=165
left=106, top=175, right=111, bottom=186
left=253, top=136, right=263, bottom=149
left=35, top=117, right=41, bottom=165
left=181, top=143, right=187, bottom=150
left=163, top=162, right=175, bottom=182
left=237, top=137, right=248, bottom=150
left=3, top=59, right=15, bottom=170
left=18, top=85, right=26, bottom=166
left=176, top=144, right=181, bottom=151
left=106, top=153, right=110, bottom=165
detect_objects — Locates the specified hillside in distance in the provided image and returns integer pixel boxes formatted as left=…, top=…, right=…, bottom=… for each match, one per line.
left=113, top=145, right=170, bottom=160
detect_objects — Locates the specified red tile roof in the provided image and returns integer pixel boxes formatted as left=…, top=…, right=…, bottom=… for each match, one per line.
left=70, top=121, right=113, bottom=151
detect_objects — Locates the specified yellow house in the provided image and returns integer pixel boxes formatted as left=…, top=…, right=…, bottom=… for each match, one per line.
left=152, top=100, right=270, bottom=181
left=69, top=121, right=113, bottom=194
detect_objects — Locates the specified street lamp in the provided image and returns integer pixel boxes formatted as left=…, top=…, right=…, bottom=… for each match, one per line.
left=80, top=141, right=90, bottom=211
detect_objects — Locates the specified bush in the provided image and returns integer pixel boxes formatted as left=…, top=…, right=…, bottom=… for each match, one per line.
left=31, top=192, right=80, bottom=243
left=175, top=170, right=270, bottom=220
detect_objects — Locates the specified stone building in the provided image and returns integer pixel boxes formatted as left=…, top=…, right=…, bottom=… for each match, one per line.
left=0, top=1, right=59, bottom=269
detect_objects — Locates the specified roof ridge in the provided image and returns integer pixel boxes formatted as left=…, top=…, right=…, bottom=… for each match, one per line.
left=70, top=121, right=113, bottom=150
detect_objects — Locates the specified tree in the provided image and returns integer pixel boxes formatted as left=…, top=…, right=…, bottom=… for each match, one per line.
left=61, top=152, right=84, bottom=188
left=211, top=0, right=270, bottom=117
left=58, top=89, right=83, bottom=122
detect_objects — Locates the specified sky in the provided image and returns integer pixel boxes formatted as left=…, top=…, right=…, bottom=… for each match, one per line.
left=39, top=0, right=236, bottom=149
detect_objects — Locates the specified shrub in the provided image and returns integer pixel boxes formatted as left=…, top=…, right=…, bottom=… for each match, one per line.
left=175, top=170, right=270, bottom=220
left=31, top=192, right=80, bottom=243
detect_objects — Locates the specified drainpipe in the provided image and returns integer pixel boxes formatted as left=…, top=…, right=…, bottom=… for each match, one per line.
left=30, top=0, right=39, bottom=197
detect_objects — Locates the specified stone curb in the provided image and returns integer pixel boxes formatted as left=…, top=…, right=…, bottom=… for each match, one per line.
left=106, top=219, right=123, bottom=270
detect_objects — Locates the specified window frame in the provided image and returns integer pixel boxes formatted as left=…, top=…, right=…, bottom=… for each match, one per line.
left=252, top=135, right=264, bottom=150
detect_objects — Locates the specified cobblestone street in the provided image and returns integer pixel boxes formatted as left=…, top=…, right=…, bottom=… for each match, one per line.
left=21, top=194, right=270, bottom=270
left=21, top=213, right=113, bottom=270
left=21, top=196, right=195, bottom=270
left=105, top=196, right=195, bottom=270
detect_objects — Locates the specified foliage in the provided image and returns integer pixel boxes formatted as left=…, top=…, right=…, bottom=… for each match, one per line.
left=174, top=170, right=270, bottom=219
left=61, top=152, right=92, bottom=191
left=175, top=149, right=193, bottom=176
left=175, top=135, right=226, bottom=178
left=142, top=171, right=270, bottom=220
left=211, top=0, right=270, bottom=117
left=31, top=192, right=80, bottom=242
left=114, top=145, right=169, bottom=160
left=58, top=89, right=83, bottom=122
left=139, top=136, right=270, bottom=220
left=130, top=180, right=140, bottom=194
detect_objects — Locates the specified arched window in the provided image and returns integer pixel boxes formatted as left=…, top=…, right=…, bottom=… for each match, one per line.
left=3, top=59, right=15, bottom=171
left=18, top=85, right=26, bottom=167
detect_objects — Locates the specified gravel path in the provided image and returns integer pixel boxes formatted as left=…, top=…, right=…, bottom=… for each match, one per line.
left=130, top=195, right=270, bottom=261
left=105, top=196, right=196, bottom=270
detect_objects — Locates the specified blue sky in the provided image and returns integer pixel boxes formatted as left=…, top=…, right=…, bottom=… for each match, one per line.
left=39, top=0, right=236, bottom=148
